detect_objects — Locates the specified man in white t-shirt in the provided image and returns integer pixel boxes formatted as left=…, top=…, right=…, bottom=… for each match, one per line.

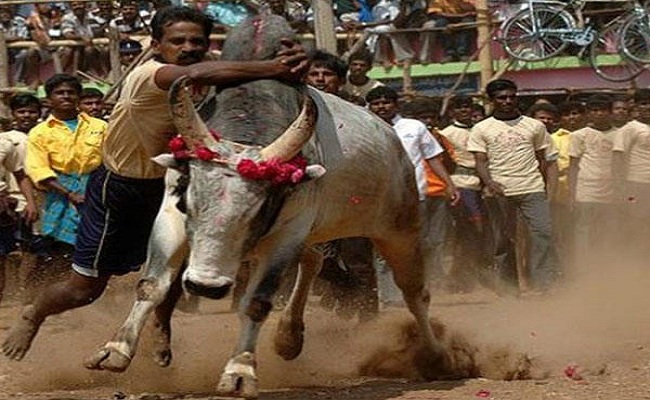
left=568, top=94, right=618, bottom=271
left=367, top=86, right=458, bottom=300
left=468, top=79, right=559, bottom=295
left=613, top=89, right=650, bottom=258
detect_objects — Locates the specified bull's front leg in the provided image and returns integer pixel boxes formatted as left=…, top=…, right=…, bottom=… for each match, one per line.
left=85, top=202, right=188, bottom=372
left=273, top=246, right=322, bottom=360
left=217, top=242, right=303, bottom=399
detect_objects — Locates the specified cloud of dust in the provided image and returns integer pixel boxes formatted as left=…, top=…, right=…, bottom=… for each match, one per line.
left=3, top=254, right=650, bottom=396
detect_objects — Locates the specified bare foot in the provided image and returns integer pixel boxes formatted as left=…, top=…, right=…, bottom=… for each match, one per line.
left=2, top=305, right=41, bottom=360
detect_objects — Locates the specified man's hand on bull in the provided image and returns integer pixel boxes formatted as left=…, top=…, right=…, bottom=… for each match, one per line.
left=275, top=39, right=309, bottom=79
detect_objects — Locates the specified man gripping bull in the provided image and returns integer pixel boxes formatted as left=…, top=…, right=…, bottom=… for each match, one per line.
left=2, top=6, right=308, bottom=361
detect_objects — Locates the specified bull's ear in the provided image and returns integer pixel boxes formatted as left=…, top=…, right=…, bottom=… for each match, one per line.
left=152, top=153, right=180, bottom=169
left=305, top=164, right=326, bottom=180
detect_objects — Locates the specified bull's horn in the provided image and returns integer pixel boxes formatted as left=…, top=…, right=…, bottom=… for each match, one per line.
left=169, top=76, right=223, bottom=152
left=259, top=96, right=316, bottom=161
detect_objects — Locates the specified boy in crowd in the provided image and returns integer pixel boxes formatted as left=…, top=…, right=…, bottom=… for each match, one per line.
left=367, top=86, right=459, bottom=295
left=0, top=95, right=41, bottom=304
left=304, top=50, right=348, bottom=94
left=569, top=95, right=618, bottom=270
left=401, top=96, right=459, bottom=289
left=611, top=94, right=632, bottom=128
left=439, top=95, right=489, bottom=292
left=340, top=49, right=383, bottom=99
left=78, top=88, right=106, bottom=120
left=613, top=89, right=650, bottom=258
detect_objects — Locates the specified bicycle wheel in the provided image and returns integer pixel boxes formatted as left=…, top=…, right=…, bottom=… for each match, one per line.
left=590, top=25, right=645, bottom=82
left=620, top=13, right=650, bottom=64
left=501, top=6, right=575, bottom=62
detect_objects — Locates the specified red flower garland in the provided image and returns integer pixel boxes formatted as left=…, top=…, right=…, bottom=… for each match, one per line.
left=168, top=136, right=308, bottom=185
left=237, top=156, right=307, bottom=185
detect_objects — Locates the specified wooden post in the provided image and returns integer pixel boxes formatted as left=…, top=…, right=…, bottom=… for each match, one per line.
left=108, top=27, right=122, bottom=84
left=0, top=31, right=11, bottom=120
left=312, top=0, right=337, bottom=53
left=475, top=0, right=493, bottom=90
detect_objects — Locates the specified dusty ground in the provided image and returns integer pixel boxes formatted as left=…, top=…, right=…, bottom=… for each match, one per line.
left=1, top=260, right=650, bottom=400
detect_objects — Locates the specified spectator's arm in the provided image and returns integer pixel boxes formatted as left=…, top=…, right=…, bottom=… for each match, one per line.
left=613, top=151, right=627, bottom=200
left=568, top=156, right=579, bottom=209
left=474, top=151, right=504, bottom=196
left=12, top=170, right=38, bottom=223
left=546, top=160, right=558, bottom=200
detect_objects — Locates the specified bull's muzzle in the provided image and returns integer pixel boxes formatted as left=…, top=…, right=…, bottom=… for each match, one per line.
left=182, top=270, right=234, bottom=300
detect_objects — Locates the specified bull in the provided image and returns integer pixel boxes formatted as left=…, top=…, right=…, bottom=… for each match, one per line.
left=84, top=15, right=448, bottom=399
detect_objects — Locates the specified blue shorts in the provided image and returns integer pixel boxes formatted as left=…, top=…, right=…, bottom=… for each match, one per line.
left=72, top=165, right=165, bottom=278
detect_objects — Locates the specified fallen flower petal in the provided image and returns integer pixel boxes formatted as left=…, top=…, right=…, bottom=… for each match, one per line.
left=475, top=389, right=491, bottom=398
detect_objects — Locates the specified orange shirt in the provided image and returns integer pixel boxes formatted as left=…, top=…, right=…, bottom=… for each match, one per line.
left=424, top=130, right=455, bottom=197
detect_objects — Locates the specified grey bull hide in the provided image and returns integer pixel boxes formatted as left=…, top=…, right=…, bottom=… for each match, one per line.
left=83, top=15, right=449, bottom=399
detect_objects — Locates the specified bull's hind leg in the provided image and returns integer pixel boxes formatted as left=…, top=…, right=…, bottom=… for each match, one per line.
left=85, top=207, right=188, bottom=372
left=273, top=247, right=322, bottom=360
left=372, top=233, right=450, bottom=370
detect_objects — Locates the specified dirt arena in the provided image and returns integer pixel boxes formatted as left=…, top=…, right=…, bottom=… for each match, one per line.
left=1, top=258, right=650, bottom=400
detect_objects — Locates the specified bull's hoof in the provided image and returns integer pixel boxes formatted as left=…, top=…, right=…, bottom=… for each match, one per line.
left=83, top=342, right=132, bottom=372
left=217, top=352, right=259, bottom=399
left=273, top=319, right=304, bottom=361
left=184, top=279, right=231, bottom=299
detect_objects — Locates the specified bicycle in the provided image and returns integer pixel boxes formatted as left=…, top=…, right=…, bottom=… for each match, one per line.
left=498, top=0, right=650, bottom=82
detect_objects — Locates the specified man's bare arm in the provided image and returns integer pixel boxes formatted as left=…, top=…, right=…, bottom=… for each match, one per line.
left=154, top=41, right=308, bottom=90
left=474, top=151, right=504, bottom=196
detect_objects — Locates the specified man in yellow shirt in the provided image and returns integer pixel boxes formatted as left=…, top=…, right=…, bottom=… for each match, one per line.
left=2, top=6, right=307, bottom=362
left=26, top=74, right=106, bottom=248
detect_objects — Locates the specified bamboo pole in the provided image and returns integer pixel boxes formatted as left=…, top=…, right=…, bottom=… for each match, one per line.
left=0, top=31, right=10, bottom=120
left=475, top=0, right=493, bottom=91
left=311, top=0, right=337, bottom=53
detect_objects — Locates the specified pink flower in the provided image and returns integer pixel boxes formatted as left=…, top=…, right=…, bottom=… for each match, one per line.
left=195, top=146, right=217, bottom=161
left=169, top=136, right=186, bottom=152
left=475, top=389, right=491, bottom=398
left=290, top=169, right=305, bottom=184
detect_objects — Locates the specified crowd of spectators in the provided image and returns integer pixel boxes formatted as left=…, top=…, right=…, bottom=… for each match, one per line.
left=0, top=0, right=487, bottom=89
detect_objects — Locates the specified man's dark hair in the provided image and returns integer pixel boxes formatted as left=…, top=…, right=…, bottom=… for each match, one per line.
left=44, top=74, right=82, bottom=98
left=80, top=88, right=104, bottom=100
left=612, top=94, right=632, bottom=104
left=401, top=96, right=441, bottom=117
left=527, top=102, right=559, bottom=118
left=472, top=103, right=486, bottom=117
left=151, top=6, right=213, bottom=42
left=348, top=49, right=374, bottom=66
left=308, top=50, right=348, bottom=79
left=366, top=86, right=398, bottom=103
left=450, top=95, right=473, bottom=109
left=9, top=94, right=40, bottom=111
left=634, top=88, right=650, bottom=104
left=585, top=94, right=612, bottom=110
left=120, top=0, right=138, bottom=7
left=558, top=100, right=586, bottom=116
left=486, top=79, right=517, bottom=99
